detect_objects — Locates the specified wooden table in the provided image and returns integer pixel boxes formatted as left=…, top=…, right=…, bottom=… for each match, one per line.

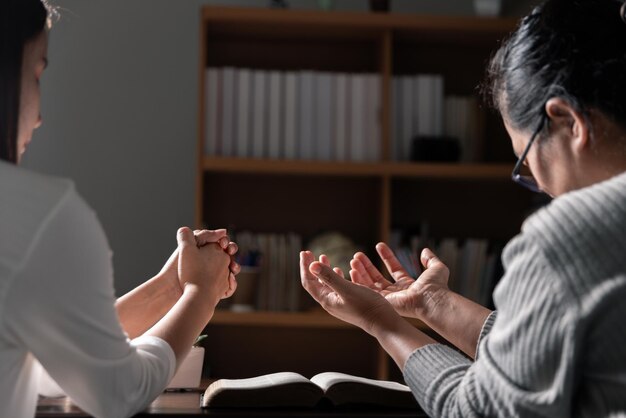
left=37, top=390, right=427, bottom=417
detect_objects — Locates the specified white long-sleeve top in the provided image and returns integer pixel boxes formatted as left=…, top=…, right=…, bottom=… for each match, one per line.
left=403, top=170, right=626, bottom=417
left=0, top=161, right=176, bottom=418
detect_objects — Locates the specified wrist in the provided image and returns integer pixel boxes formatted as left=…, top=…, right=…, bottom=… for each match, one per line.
left=182, top=284, right=217, bottom=318
left=366, top=308, right=404, bottom=339
left=413, top=283, right=450, bottom=323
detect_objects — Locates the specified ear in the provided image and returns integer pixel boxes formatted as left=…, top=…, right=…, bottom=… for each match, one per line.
left=544, top=98, right=590, bottom=152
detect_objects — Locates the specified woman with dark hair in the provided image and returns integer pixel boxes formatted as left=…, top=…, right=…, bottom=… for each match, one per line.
left=301, top=0, right=626, bottom=416
left=0, top=1, right=239, bottom=417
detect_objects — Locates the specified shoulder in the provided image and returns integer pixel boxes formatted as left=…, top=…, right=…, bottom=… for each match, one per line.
left=501, top=171, right=626, bottom=304
left=523, top=171, right=626, bottom=275
left=0, top=162, right=84, bottom=273
left=524, top=171, right=626, bottom=241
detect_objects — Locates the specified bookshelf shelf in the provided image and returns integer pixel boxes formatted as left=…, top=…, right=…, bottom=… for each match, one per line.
left=203, top=156, right=514, bottom=179
left=201, top=6, right=517, bottom=36
left=197, top=6, right=532, bottom=382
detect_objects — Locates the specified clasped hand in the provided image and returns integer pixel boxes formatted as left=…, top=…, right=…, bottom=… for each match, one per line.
left=159, top=228, right=239, bottom=305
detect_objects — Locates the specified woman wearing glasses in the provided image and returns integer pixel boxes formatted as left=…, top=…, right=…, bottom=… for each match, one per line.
left=301, top=0, right=626, bottom=416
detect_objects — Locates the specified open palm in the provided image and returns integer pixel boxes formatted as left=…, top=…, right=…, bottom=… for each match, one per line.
left=299, top=251, right=397, bottom=335
left=349, top=243, right=449, bottom=319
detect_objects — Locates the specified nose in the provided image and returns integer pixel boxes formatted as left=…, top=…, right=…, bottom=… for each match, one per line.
left=35, top=113, right=43, bottom=129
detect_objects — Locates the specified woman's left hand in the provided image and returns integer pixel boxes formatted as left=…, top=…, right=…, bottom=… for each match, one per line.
left=300, top=251, right=399, bottom=335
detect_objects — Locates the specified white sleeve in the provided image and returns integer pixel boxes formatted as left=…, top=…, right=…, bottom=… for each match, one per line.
left=4, top=188, right=176, bottom=418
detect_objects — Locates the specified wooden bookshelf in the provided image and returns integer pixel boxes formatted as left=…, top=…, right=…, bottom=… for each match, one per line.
left=197, top=6, right=530, bottom=382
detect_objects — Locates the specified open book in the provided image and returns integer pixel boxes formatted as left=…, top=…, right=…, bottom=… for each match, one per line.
left=201, top=371, right=420, bottom=409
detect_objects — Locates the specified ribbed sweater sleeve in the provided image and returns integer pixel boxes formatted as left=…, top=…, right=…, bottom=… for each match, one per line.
left=403, top=171, right=626, bottom=417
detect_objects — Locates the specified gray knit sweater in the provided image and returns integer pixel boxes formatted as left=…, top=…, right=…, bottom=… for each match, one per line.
left=403, top=171, right=626, bottom=417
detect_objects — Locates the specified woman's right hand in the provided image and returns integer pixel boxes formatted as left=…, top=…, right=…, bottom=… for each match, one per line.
left=176, top=227, right=232, bottom=306
left=349, top=242, right=450, bottom=320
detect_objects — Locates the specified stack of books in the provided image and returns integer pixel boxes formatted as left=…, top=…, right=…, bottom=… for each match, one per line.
left=205, top=68, right=381, bottom=162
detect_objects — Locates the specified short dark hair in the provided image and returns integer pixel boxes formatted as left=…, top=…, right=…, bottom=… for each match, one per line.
left=484, top=0, right=626, bottom=136
left=0, top=0, right=49, bottom=163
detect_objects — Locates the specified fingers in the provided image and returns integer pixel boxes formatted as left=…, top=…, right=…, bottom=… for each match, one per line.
left=354, top=251, right=392, bottom=285
left=421, top=248, right=444, bottom=270
left=229, top=259, right=241, bottom=276
left=349, top=257, right=376, bottom=287
left=193, top=229, right=228, bottom=247
left=222, top=274, right=238, bottom=299
left=375, top=242, right=410, bottom=282
left=309, top=262, right=351, bottom=295
left=333, top=267, right=345, bottom=278
left=191, top=230, right=239, bottom=277
left=226, top=242, right=238, bottom=256
left=300, top=251, right=316, bottom=283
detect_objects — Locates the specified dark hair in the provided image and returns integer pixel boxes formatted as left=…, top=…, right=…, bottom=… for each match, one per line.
left=484, top=0, right=626, bottom=135
left=0, top=0, right=49, bottom=163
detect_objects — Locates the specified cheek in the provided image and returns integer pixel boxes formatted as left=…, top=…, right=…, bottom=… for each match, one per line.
left=18, top=81, right=40, bottom=131
left=529, top=145, right=563, bottom=196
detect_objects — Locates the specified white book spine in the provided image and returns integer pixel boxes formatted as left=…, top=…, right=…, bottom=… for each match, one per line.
left=414, top=75, right=430, bottom=136
left=400, top=76, right=413, bottom=161
left=392, top=76, right=403, bottom=161
left=299, top=71, right=315, bottom=160
left=334, top=74, right=348, bottom=161
left=236, top=68, right=251, bottom=158
left=367, top=74, right=381, bottom=162
left=268, top=71, right=283, bottom=159
left=283, top=72, right=298, bottom=160
left=432, top=75, right=445, bottom=136
left=316, top=72, right=333, bottom=161
left=350, top=74, right=366, bottom=162
left=252, top=70, right=267, bottom=159
left=221, top=67, right=236, bottom=157
left=205, top=68, right=220, bottom=156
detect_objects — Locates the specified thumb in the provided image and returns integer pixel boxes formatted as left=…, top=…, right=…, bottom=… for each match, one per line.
left=310, top=262, right=351, bottom=294
left=177, top=227, right=196, bottom=250
left=421, top=248, right=443, bottom=269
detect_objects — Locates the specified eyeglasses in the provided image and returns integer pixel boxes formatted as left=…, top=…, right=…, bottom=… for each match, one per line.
left=511, top=116, right=546, bottom=193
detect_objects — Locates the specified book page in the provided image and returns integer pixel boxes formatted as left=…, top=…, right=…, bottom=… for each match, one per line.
left=202, top=372, right=323, bottom=408
left=311, top=372, right=411, bottom=392
left=310, top=372, right=418, bottom=409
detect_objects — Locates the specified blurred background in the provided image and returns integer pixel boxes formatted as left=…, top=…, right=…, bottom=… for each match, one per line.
left=24, top=0, right=540, bottom=296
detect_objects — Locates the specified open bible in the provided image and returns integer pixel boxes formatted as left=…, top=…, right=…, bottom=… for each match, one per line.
left=201, top=371, right=420, bottom=409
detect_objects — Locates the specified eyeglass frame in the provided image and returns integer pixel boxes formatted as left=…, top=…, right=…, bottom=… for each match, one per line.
left=511, top=115, right=547, bottom=193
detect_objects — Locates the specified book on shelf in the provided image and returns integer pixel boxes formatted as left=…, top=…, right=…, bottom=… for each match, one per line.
left=205, top=68, right=219, bottom=156
left=231, top=230, right=304, bottom=312
left=252, top=70, right=267, bottom=159
left=334, top=73, right=348, bottom=161
left=204, top=67, right=383, bottom=162
left=201, top=371, right=421, bottom=410
left=298, top=70, right=315, bottom=160
left=268, top=71, right=283, bottom=159
left=399, top=75, right=414, bottom=161
left=236, top=68, right=252, bottom=158
left=316, top=72, right=333, bottom=161
left=220, top=67, right=235, bottom=157
left=365, top=73, right=381, bottom=162
left=350, top=74, right=366, bottom=162
left=283, top=72, right=298, bottom=160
